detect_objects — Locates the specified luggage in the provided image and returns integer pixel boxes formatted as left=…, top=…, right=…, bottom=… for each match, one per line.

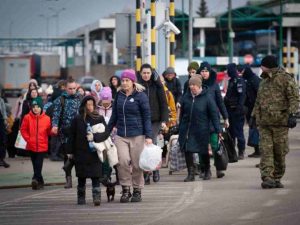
left=214, top=140, right=229, bottom=171
left=222, top=129, right=238, bottom=163
left=168, top=136, right=186, bottom=173
left=247, top=127, right=259, bottom=147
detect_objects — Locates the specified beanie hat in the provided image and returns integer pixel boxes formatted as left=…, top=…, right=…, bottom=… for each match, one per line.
left=121, top=69, right=136, bottom=82
left=198, top=61, right=211, bottom=73
left=29, top=79, right=38, bottom=86
left=261, top=55, right=278, bottom=69
left=189, top=76, right=202, bottom=88
left=226, top=63, right=238, bottom=78
left=100, top=87, right=112, bottom=101
left=164, top=67, right=176, bottom=75
left=31, top=97, right=43, bottom=109
left=187, top=61, right=200, bottom=71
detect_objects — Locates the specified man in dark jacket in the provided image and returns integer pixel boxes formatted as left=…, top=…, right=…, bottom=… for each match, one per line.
left=0, top=104, right=10, bottom=168
left=224, top=63, right=247, bottom=160
left=138, top=63, right=169, bottom=184
left=237, top=65, right=261, bottom=157
left=51, top=77, right=81, bottom=188
left=163, top=67, right=182, bottom=104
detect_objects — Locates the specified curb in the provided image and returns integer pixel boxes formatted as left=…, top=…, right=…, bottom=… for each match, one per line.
left=0, top=182, right=65, bottom=190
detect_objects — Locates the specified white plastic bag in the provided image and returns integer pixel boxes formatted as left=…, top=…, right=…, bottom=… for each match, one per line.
left=139, top=144, right=162, bottom=171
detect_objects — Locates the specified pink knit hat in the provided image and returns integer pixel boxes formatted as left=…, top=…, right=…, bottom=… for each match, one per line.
left=100, top=87, right=112, bottom=101
left=121, top=69, right=136, bottom=82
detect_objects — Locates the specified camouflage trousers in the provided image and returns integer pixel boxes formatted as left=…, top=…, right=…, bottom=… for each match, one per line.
left=259, top=126, right=289, bottom=181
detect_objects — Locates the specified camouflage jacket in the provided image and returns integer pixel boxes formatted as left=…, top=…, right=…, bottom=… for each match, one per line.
left=252, top=67, right=299, bottom=126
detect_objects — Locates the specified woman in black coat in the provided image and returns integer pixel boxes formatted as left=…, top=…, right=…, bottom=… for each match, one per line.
left=179, top=76, right=221, bottom=182
left=199, top=62, right=229, bottom=179
left=67, top=95, right=110, bottom=206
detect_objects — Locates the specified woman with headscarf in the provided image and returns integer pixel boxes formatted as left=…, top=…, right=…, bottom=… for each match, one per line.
left=90, top=80, right=103, bottom=104
left=66, top=95, right=110, bottom=206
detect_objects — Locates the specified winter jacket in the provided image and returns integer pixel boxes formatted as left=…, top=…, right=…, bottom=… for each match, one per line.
left=178, top=87, right=221, bottom=154
left=202, top=70, right=228, bottom=120
left=52, top=92, right=81, bottom=143
left=97, top=104, right=113, bottom=124
left=162, top=85, right=177, bottom=127
left=109, top=76, right=121, bottom=100
left=163, top=76, right=182, bottom=103
left=252, top=67, right=300, bottom=126
left=138, top=78, right=169, bottom=123
left=0, top=97, right=7, bottom=120
left=242, top=66, right=261, bottom=122
left=108, top=89, right=152, bottom=139
left=20, top=111, right=51, bottom=152
left=67, top=114, right=110, bottom=178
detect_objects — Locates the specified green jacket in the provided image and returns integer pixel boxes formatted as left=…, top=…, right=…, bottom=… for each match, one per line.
left=253, top=67, right=299, bottom=126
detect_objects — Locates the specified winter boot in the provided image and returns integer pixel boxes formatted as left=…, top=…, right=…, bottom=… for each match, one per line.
left=203, top=169, right=212, bottom=180
left=238, top=150, right=245, bottom=160
left=144, top=172, right=151, bottom=185
left=92, top=187, right=101, bottom=206
left=64, top=176, right=72, bottom=189
left=275, top=180, right=284, bottom=188
left=261, top=177, right=276, bottom=189
left=184, top=167, right=195, bottom=182
left=198, top=165, right=205, bottom=179
left=31, top=179, right=38, bottom=190
left=131, top=188, right=142, bottom=202
left=216, top=170, right=225, bottom=178
left=152, top=170, right=160, bottom=182
left=0, top=159, right=10, bottom=168
left=120, top=186, right=132, bottom=203
left=77, top=186, right=86, bottom=205
left=248, top=146, right=261, bottom=158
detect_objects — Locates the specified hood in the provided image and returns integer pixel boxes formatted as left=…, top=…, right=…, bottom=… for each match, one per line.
left=227, top=63, right=238, bottom=78
left=242, top=65, right=256, bottom=80
left=109, top=76, right=121, bottom=88
left=90, top=80, right=103, bottom=94
left=202, top=69, right=217, bottom=87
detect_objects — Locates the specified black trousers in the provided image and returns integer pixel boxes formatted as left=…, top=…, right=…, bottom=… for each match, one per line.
left=30, top=152, right=46, bottom=184
left=78, top=177, right=100, bottom=188
left=185, top=152, right=210, bottom=171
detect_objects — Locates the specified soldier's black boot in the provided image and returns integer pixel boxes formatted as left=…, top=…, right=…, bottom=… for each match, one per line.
left=120, top=186, right=132, bottom=203
left=92, top=187, right=101, bottom=206
left=203, top=169, right=212, bottom=180
left=77, top=186, right=86, bottom=205
left=261, top=177, right=276, bottom=189
left=131, top=188, right=142, bottom=202
left=184, top=167, right=195, bottom=182
left=275, top=180, right=284, bottom=188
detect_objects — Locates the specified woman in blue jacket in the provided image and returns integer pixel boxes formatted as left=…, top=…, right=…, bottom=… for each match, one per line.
left=108, top=69, right=153, bottom=203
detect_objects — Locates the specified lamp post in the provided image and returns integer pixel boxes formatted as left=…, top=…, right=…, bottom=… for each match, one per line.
left=48, top=7, right=66, bottom=36
left=39, top=14, right=55, bottom=38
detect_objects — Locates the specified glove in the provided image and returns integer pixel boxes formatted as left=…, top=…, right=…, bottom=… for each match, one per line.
left=287, top=114, right=297, bottom=128
left=249, top=117, right=257, bottom=129
left=86, top=132, right=94, bottom=141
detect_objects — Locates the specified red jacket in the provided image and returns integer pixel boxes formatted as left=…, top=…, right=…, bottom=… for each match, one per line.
left=20, top=111, right=51, bottom=152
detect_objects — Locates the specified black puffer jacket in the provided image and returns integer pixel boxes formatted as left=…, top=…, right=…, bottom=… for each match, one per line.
left=67, top=96, right=110, bottom=178
left=138, top=76, right=169, bottom=123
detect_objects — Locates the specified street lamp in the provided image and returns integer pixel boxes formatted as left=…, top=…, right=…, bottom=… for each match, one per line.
left=48, top=7, right=66, bottom=36
left=39, top=14, right=55, bottom=38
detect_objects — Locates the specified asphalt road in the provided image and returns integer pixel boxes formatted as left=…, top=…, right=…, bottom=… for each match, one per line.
left=0, top=126, right=300, bottom=225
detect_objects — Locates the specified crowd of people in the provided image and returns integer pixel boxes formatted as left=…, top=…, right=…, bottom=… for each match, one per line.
left=0, top=55, right=299, bottom=206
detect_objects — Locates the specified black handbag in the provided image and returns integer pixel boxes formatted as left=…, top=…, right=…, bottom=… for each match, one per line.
left=247, top=127, right=259, bottom=147
left=214, top=140, right=229, bottom=171
left=222, top=129, right=238, bottom=163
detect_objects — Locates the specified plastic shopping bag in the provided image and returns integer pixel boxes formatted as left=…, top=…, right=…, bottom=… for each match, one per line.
left=139, top=144, right=162, bottom=171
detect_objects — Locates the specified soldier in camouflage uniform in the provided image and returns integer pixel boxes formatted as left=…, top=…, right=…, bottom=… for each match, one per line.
left=251, top=55, right=299, bottom=189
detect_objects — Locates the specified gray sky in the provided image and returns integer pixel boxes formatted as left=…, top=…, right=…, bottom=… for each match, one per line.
left=0, top=0, right=248, bottom=38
